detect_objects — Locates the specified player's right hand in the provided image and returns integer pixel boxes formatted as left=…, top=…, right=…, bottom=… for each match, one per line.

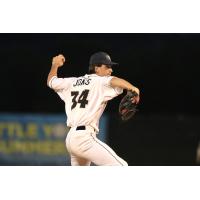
left=52, top=54, right=66, bottom=68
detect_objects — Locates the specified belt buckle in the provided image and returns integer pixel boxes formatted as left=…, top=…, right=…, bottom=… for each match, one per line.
left=76, top=126, right=86, bottom=130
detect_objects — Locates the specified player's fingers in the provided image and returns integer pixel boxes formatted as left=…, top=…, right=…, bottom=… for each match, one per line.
left=58, top=54, right=65, bottom=61
left=131, top=97, right=135, bottom=103
left=56, top=55, right=65, bottom=65
left=52, top=55, right=65, bottom=67
left=135, top=96, right=140, bottom=104
left=61, top=56, right=66, bottom=64
left=132, top=100, right=135, bottom=104
left=131, top=96, right=140, bottom=104
left=62, top=57, right=65, bottom=63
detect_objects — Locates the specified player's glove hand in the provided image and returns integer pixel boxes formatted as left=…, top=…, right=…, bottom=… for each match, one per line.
left=119, top=90, right=139, bottom=121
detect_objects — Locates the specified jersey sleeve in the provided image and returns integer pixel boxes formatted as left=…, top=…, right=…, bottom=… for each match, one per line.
left=101, top=76, right=123, bottom=101
left=48, top=76, right=76, bottom=91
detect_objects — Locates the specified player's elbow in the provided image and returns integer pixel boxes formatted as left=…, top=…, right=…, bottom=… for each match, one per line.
left=47, top=78, right=52, bottom=88
left=47, top=76, right=52, bottom=88
left=47, top=80, right=50, bottom=87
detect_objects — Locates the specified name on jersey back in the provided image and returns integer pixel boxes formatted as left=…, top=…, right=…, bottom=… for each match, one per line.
left=73, top=78, right=91, bottom=87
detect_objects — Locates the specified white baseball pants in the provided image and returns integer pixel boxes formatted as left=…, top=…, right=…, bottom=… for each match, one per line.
left=65, top=126, right=128, bottom=166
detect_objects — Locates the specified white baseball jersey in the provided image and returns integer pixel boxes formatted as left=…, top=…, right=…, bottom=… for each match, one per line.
left=48, top=74, right=123, bottom=132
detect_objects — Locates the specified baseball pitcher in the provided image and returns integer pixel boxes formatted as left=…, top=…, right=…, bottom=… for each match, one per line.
left=47, top=52, right=140, bottom=166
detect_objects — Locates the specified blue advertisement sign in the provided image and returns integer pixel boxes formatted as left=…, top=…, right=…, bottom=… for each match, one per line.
left=0, top=113, right=108, bottom=165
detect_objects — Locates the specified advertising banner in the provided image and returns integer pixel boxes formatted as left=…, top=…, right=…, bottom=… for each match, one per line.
left=0, top=113, right=108, bottom=165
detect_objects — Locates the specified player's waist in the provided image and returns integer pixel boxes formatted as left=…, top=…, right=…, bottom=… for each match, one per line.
left=68, top=125, right=97, bottom=133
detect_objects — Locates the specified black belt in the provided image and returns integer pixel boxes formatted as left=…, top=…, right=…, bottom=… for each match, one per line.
left=76, top=126, right=86, bottom=130
left=68, top=125, right=95, bottom=132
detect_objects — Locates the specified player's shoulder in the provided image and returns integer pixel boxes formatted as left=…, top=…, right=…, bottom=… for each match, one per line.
left=80, top=74, right=98, bottom=80
left=88, top=74, right=114, bottom=87
left=84, top=74, right=112, bottom=80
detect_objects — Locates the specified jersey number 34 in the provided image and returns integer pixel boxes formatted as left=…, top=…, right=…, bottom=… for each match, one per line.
left=71, top=89, right=89, bottom=109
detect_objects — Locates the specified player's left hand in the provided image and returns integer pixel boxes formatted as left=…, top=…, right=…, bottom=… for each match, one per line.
left=119, top=90, right=139, bottom=121
left=131, top=94, right=140, bottom=104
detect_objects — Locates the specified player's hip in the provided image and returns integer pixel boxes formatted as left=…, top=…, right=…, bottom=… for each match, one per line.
left=65, top=125, right=97, bottom=153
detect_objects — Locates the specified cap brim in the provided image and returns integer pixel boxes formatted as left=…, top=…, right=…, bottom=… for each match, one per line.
left=107, top=62, right=118, bottom=66
left=91, top=62, right=119, bottom=66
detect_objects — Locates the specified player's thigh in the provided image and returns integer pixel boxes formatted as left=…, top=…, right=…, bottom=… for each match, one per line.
left=83, top=135, right=128, bottom=166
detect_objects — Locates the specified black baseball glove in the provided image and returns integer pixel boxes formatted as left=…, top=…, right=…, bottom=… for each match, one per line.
left=119, top=91, right=139, bottom=121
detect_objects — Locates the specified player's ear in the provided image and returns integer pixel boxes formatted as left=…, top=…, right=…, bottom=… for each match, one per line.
left=95, top=66, right=99, bottom=73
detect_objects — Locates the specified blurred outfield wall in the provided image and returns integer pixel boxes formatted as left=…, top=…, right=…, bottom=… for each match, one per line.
left=0, top=113, right=108, bottom=165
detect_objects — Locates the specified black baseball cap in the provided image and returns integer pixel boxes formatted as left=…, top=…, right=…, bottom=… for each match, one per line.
left=89, top=52, right=118, bottom=66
